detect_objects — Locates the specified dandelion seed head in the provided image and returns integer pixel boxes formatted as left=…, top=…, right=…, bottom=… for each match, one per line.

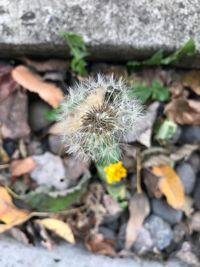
left=57, top=75, right=143, bottom=163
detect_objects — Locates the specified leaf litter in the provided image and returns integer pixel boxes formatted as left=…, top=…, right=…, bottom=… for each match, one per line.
left=0, top=43, right=200, bottom=265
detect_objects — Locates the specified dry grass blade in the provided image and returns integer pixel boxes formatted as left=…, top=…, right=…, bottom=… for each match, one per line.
left=34, top=218, right=75, bottom=244
left=125, top=193, right=150, bottom=250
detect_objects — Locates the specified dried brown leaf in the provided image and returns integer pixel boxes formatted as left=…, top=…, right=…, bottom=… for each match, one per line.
left=0, top=186, right=31, bottom=233
left=182, top=70, right=200, bottom=95
left=0, top=66, right=19, bottom=102
left=11, top=157, right=36, bottom=176
left=12, top=66, right=64, bottom=108
left=0, top=90, right=30, bottom=139
left=125, top=193, right=150, bottom=250
left=85, top=233, right=117, bottom=257
left=143, top=169, right=162, bottom=198
left=152, top=165, right=185, bottom=209
left=164, top=99, right=200, bottom=125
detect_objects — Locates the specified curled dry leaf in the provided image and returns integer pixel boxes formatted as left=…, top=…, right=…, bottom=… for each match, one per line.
left=170, top=144, right=199, bottom=161
left=125, top=193, right=150, bottom=250
left=0, top=186, right=31, bottom=233
left=164, top=99, right=200, bottom=125
left=85, top=233, right=117, bottom=257
left=0, top=90, right=30, bottom=139
left=11, top=157, right=36, bottom=176
left=182, top=70, right=200, bottom=95
left=0, top=66, right=19, bottom=102
left=152, top=165, right=185, bottom=209
left=35, top=218, right=75, bottom=244
left=12, top=66, right=64, bottom=108
left=143, top=169, right=162, bottom=198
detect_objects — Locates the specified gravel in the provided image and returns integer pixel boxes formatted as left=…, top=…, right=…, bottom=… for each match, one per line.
left=29, top=100, right=52, bottom=131
left=175, top=163, right=196, bottom=194
left=151, top=199, right=183, bottom=225
left=145, top=215, right=173, bottom=250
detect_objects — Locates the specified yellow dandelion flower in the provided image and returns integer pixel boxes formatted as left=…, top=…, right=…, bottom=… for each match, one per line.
left=104, top=161, right=127, bottom=184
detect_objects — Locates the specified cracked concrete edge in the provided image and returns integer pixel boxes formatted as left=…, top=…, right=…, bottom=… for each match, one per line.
left=0, top=236, right=192, bottom=267
left=0, top=0, right=200, bottom=66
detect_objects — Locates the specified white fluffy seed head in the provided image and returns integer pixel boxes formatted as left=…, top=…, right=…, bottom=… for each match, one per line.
left=57, top=75, right=143, bottom=164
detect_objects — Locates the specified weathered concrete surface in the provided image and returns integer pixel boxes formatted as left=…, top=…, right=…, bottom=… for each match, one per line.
left=0, top=236, right=191, bottom=267
left=0, top=0, right=200, bottom=64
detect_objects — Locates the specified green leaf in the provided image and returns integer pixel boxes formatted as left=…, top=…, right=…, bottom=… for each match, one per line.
left=61, top=31, right=89, bottom=76
left=155, top=119, right=177, bottom=141
left=129, top=83, right=152, bottom=104
left=45, top=107, right=61, bottom=122
left=151, top=80, right=169, bottom=102
left=23, top=171, right=91, bottom=212
left=161, top=38, right=196, bottom=65
left=127, top=38, right=196, bottom=69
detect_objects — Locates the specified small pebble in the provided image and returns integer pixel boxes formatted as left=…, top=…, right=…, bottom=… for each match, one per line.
left=31, top=152, right=69, bottom=190
left=133, top=226, right=153, bottom=254
left=151, top=199, right=183, bottom=225
left=3, top=138, right=17, bottom=157
left=48, top=135, right=63, bottom=155
left=29, top=101, right=52, bottom=131
left=193, top=177, right=200, bottom=210
left=179, top=126, right=200, bottom=143
left=145, top=215, right=173, bottom=250
left=116, top=223, right=126, bottom=251
left=176, top=163, right=196, bottom=194
left=187, top=153, right=200, bottom=174
left=99, top=226, right=116, bottom=241
left=27, top=140, right=43, bottom=155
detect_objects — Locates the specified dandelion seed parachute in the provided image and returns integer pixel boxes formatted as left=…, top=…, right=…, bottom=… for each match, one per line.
left=57, top=75, right=143, bottom=164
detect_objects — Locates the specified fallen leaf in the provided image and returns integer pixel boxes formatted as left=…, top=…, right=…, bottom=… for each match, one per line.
left=11, top=157, right=36, bottom=176
left=182, top=70, right=200, bottom=95
left=85, top=233, right=117, bottom=257
left=0, top=186, right=30, bottom=233
left=0, top=66, right=19, bottom=102
left=170, top=144, right=199, bottom=161
left=141, top=147, right=171, bottom=168
left=35, top=218, right=75, bottom=244
left=125, top=193, right=150, bottom=250
left=0, top=90, right=30, bottom=139
left=123, top=102, right=160, bottom=145
left=182, top=196, right=193, bottom=217
left=8, top=227, right=30, bottom=245
left=12, top=66, right=64, bottom=108
left=143, top=169, right=162, bottom=198
left=152, top=165, right=185, bottom=209
left=164, top=99, right=200, bottom=125
left=23, top=171, right=91, bottom=212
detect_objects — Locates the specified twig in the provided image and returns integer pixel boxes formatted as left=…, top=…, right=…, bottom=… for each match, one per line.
left=136, top=147, right=142, bottom=194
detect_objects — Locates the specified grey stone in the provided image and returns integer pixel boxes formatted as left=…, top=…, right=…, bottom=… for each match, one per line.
left=27, top=140, right=43, bottom=155
left=99, top=226, right=116, bottom=241
left=0, top=236, right=191, bottom=267
left=187, top=153, right=200, bottom=174
left=0, top=0, right=200, bottom=66
left=179, top=126, right=200, bottom=144
left=48, top=134, right=63, bottom=154
left=175, top=163, right=196, bottom=194
left=31, top=152, right=69, bottom=190
left=133, top=227, right=153, bottom=255
left=29, top=100, right=52, bottom=131
left=151, top=199, right=183, bottom=225
left=193, top=176, right=200, bottom=210
left=145, top=215, right=173, bottom=250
